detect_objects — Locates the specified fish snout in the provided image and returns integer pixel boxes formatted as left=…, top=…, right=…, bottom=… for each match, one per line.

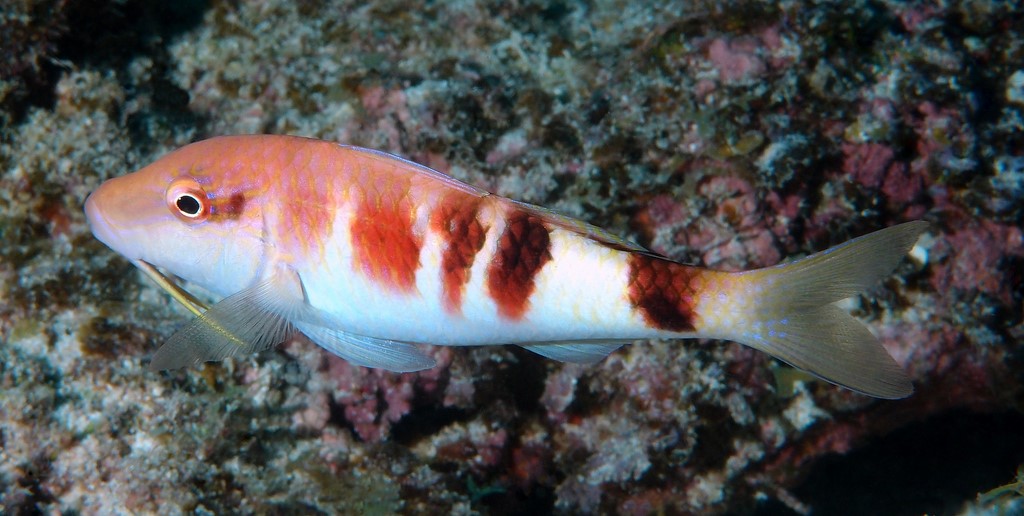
left=84, top=190, right=117, bottom=248
left=85, top=172, right=166, bottom=256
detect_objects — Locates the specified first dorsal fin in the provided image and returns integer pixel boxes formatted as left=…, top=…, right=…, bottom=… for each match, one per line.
left=342, top=145, right=493, bottom=199
left=506, top=199, right=650, bottom=253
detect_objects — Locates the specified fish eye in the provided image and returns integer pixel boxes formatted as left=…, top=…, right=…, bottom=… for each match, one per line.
left=166, top=177, right=211, bottom=223
left=175, top=194, right=203, bottom=217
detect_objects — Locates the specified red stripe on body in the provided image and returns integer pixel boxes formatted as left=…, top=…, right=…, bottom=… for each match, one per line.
left=212, top=192, right=247, bottom=220
left=626, top=254, right=698, bottom=332
left=486, top=209, right=552, bottom=320
left=432, top=198, right=487, bottom=313
left=350, top=195, right=422, bottom=293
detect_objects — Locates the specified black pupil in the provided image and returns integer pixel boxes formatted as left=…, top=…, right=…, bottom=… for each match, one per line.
left=176, top=195, right=202, bottom=215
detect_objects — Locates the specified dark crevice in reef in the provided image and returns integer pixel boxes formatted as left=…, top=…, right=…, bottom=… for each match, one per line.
left=56, top=0, right=209, bottom=70
left=3, top=1, right=210, bottom=122
left=391, top=405, right=469, bottom=446
left=57, top=0, right=211, bottom=148
left=755, top=409, right=1024, bottom=516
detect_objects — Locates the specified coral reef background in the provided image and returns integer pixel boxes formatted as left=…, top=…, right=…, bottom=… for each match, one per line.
left=1, top=1, right=1022, bottom=514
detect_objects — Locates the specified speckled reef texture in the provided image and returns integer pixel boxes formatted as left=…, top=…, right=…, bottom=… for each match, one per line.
left=2, top=1, right=1023, bottom=514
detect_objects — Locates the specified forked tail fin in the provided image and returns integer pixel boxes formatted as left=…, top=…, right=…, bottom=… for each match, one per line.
left=721, top=221, right=928, bottom=399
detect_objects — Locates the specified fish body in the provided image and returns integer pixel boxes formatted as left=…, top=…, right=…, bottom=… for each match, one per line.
left=85, top=135, right=926, bottom=398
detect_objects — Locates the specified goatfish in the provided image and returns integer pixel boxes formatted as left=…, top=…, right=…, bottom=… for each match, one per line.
left=84, top=135, right=926, bottom=399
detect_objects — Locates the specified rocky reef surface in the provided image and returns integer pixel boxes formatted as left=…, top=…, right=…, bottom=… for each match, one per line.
left=2, top=1, right=1022, bottom=514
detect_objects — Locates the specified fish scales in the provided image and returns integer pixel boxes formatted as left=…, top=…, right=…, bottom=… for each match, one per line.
left=431, top=196, right=487, bottom=314
left=302, top=181, right=643, bottom=345
left=85, top=134, right=928, bottom=398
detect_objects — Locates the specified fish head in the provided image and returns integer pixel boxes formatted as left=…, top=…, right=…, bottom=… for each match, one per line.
left=85, top=140, right=268, bottom=296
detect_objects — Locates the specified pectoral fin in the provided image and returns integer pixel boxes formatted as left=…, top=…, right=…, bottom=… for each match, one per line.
left=142, top=262, right=436, bottom=373
left=149, top=275, right=297, bottom=371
